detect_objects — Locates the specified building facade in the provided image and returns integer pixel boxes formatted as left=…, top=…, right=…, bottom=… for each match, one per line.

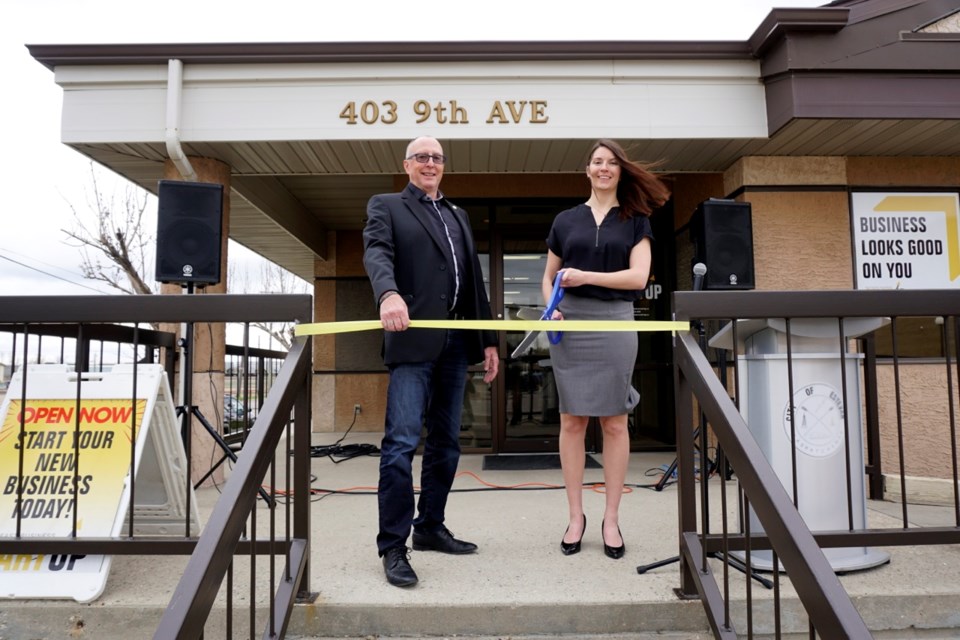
left=28, top=0, right=960, bottom=477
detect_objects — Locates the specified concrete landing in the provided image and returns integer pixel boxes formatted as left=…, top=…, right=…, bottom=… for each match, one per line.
left=2, top=432, right=959, bottom=639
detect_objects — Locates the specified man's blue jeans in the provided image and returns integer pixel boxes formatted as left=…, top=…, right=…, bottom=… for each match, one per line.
left=377, top=329, right=470, bottom=555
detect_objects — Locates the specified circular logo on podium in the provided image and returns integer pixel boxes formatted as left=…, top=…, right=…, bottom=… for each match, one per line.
left=782, top=382, right=845, bottom=458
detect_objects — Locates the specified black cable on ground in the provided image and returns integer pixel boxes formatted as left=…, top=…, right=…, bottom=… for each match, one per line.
left=308, top=407, right=382, bottom=462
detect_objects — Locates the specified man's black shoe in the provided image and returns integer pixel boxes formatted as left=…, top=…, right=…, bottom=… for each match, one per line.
left=382, top=546, right=418, bottom=587
left=412, top=526, right=478, bottom=554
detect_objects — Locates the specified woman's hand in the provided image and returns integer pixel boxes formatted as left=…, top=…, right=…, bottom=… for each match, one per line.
left=559, top=268, right=589, bottom=288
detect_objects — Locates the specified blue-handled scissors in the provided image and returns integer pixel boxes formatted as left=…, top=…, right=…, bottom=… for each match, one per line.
left=508, top=270, right=566, bottom=359
left=542, top=270, right=565, bottom=344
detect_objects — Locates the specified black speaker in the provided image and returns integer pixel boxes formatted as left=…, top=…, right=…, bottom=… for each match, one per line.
left=690, top=199, right=755, bottom=290
left=156, top=180, right=224, bottom=286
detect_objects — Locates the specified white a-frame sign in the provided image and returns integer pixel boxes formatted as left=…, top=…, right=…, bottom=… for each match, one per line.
left=0, top=364, right=201, bottom=602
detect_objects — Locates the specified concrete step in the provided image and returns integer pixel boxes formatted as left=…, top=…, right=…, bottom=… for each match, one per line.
left=286, top=599, right=712, bottom=638
left=288, top=634, right=960, bottom=640
left=4, top=445, right=959, bottom=639
left=289, top=635, right=711, bottom=640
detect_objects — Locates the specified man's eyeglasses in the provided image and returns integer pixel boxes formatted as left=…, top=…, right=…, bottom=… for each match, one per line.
left=406, top=153, right=447, bottom=165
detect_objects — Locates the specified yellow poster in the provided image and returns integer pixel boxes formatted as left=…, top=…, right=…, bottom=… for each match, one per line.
left=0, top=364, right=196, bottom=602
left=0, top=399, right=146, bottom=538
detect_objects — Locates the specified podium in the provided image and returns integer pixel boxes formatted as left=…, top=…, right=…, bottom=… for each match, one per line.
left=710, top=318, right=890, bottom=573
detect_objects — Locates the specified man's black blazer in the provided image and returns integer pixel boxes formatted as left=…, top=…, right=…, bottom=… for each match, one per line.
left=362, top=186, right=497, bottom=366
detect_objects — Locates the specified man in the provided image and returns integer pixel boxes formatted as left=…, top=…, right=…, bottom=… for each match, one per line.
left=362, top=136, right=500, bottom=587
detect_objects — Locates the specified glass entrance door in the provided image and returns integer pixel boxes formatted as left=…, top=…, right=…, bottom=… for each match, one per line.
left=459, top=197, right=676, bottom=454
left=501, top=252, right=567, bottom=452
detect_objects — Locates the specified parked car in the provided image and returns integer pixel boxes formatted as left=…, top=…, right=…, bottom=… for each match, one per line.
left=223, top=394, right=249, bottom=424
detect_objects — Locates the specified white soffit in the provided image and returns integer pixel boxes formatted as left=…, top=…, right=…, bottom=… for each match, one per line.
left=55, top=59, right=767, bottom=147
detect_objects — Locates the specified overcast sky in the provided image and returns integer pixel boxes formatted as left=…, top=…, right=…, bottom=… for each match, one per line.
left=1, top=0, right=825, bottom=297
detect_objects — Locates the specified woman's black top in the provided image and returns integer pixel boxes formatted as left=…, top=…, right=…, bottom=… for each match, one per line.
left=546, top=203, right=654, bottom=301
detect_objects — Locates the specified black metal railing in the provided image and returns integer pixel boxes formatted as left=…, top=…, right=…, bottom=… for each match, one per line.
left=0, top=294, right=313, bottom=640
left=671, top=289, right=960, bottom=639
left=155, top=336, right=312, bottom=639
left=0, top=320, right=176, bottom=383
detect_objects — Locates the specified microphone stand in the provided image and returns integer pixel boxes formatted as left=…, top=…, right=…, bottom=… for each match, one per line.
left=653, top=264, right=710, bottom=492
left=637, top=264, right=771, bottom=588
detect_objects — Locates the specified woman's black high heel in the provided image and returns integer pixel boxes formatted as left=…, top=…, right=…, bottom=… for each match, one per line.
left=602, top=520, right=625, bottom=559
left=560, top=514, right=586, bottom=555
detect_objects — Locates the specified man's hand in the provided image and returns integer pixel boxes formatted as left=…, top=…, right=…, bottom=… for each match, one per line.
left=482, top=346, right=499, bottom=383
left=379, top=293, right=410, bottom=332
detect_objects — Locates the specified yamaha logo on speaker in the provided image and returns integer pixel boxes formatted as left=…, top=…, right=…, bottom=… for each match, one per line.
left=156, top=180, right=224, bottom=286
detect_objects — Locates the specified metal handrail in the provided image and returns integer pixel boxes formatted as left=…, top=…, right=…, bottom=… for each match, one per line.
left=674, top=330, right=871, bottom=637
left=0, top=294, right=314, bottom=640
left=154, top=337, right=312, bottom=639
left=0, top=294, right=312, bottom=324
left=669, top=288, right=960, bottom=638
left=672, top=289, right=960, bottom=320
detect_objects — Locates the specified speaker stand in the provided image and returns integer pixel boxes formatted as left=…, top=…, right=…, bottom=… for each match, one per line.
left=636, top=548, right=774, bottom=589
left=176, top=283, right=272, bottom=504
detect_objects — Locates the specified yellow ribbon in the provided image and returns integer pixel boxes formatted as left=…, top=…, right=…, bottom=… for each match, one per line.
left=295, top=319, right=689, bottom=336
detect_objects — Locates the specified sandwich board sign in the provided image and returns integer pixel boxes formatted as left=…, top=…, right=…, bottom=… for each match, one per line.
left=0, top=363, right=200, bottom=602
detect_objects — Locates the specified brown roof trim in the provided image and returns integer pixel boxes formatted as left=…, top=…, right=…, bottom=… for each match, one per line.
left=26, top=7, right=856, bottom=72
left=26, top=40, right=753, bottom=71
left=748, top=7, right=851, bottom=56
left=901, top=31, right=960, bottom=41
left=765, top=71, right=960, bottom=133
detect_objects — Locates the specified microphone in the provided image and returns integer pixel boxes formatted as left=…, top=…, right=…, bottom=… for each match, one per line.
left=692, top=263, right=707, bottom=292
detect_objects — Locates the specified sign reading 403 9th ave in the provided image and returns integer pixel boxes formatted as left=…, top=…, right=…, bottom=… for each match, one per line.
left=852, top=191, right=960, bottom=290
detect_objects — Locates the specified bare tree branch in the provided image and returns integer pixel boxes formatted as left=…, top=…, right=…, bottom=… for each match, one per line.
left=60, top=164, right=311, bottom=351
left=61, top=163, right=155, bottom=295
left=231, top=258, right=310, bottom=350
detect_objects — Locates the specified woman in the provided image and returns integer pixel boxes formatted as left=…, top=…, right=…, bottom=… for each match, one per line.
left=542, top=139, right=670, bottom=559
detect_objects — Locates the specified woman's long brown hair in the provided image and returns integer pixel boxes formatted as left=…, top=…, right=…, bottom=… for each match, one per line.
left=587, top=139, right=671, bottom=219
